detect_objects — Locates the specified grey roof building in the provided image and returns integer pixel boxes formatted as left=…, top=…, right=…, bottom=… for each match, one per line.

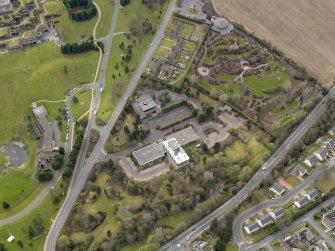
left=256, top=214, right=273, bottom=228
left=325, top=139, right=335, bottom=149
left=294, top=196, right=309, bottom=208
left=315, top=145, right=331, bottom=161
left=291, top=165, right=307, bottom=177
left=270, top=182, right=285, bottom=197
left=304, top=188, right=319, bottom=201
left=210, top=16, right=233, bottom=35
left=244, top=221, right=260, bottom=234
left=32, top=105, right=56, bottom=169
left=304, top=154, right=318, bottom=167
left=165, top=126, right=199, bottom=147
left=138, top=96, right=157, bottom=113
left=133, top=142, right=166, bottom=167
left=322, top=208, right=335, bottom=232
left=270, top=207, right=285, bottom=219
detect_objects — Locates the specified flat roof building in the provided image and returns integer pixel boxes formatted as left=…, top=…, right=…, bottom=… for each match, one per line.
left=163, top=138, right=190, bottom=168
left=133, top=142, right=166, bottom=167
left=138, top=96, right=157, bottom=113
left=165, top=126, right=199, bottom=147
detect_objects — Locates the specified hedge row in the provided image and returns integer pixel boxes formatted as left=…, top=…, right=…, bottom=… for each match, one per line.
left=64, top=0, right=97, bottom=21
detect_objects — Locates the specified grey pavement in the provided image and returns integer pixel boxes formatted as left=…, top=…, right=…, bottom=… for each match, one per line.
left=158, top=86, right=335, bottom=251
left=44, top=1, right=176, bottom=250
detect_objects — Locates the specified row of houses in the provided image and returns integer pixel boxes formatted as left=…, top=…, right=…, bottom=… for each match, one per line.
left=304, top=139, right=335, bottom=167
left=244, top=207, right=284, bottom=234
left=294, top=188, right=319, bottom=208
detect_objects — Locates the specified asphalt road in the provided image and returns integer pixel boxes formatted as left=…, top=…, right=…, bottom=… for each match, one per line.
left=44, top=1, right=176, bottom=250
left=245, top=195, right=335, bottom=251
left=233, top=161, right=330, bottom=249
left=158, top=85, right=335, bottom=251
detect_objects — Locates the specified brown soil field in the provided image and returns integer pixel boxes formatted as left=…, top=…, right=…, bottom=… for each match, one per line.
left=212, top=0, right=335, bottom=86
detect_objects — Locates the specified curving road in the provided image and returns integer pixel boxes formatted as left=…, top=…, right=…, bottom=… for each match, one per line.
left=158, top=84, right=335, bottom=251
left=44, top=1, right=176, bottom=250
left=233, top=162, right=330, bottom=249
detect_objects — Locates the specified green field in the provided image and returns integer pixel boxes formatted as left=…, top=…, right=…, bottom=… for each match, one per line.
left=97, top=0, right=169, bottom=122
left=244, top=74, right=290, bottom=97
left=0, top=179, right=67, bottom=251
left=94, top=0, right=114, bottom=38
left=0, top=42, right=99, bottom=144
left=70, top=89, right=92, bottom=121
left=0, top=124, right=41, bottom=220
left=44, top=1, right=98, bottom=42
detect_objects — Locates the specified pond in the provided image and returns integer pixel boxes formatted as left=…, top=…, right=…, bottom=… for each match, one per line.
left=5, top=142, right=28, bottom=168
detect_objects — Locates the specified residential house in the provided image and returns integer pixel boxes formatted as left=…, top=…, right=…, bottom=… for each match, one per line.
left=294, top=196, right=309, bottom=208
left=304, top=154, right=318, bottom=167
left=324, top=139, right=335, bottom=149
left=244, top=221, right=260, bottom=234
left=315, top=145, right=331, bottom=161
left=304, top=188, right=319, bottom=201
left=270, top=207, right=285, bottom=219
left=329, top=125, right=335, bottom=137
left=256, top=214, right=273, bottom=228
left=291, top=166, right=307, bottom=177
left=270, top=182, right=285, bottom=197
left=322, top=208, right=335, bottom=232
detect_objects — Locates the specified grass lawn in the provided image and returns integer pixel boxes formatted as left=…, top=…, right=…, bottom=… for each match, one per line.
left=44, top=1, right=98, bottom=42
left=224, top=133, right=269, bottom=169
left=0, top=123, right=42, bottom=220
left=0, top=179, right=67, bottom=251
left=316, top=169, right=335, bottom=193
left=244, top=74, right=290, bottom=97
left=0, top=42, right=99, bottom=144
left=70, top=89, right=92, bottom=121
left=97, top=0, right=169, bottom=122
left=94, top=0, right=114, bottom=38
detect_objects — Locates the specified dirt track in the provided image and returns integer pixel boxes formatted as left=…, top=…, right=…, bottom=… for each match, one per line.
left=212, top=0, right=335, bottom=86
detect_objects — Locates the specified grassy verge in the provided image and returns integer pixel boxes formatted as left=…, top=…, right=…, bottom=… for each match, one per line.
left=70, top=89, right=92, bottom=121
left=97, top=0, right=168, bottom=122
left=94, top=0, right=114, bottom=38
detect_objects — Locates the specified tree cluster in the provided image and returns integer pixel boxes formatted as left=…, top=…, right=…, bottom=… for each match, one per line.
left=64, top=0, right=97, bottom=21
left=120, top=0, right=130, bottom=7
left=62, top=132, right=84, bottom=179
left=51, top=147, right=65, bottom=170
left=38, top=168, right=53, bottom=182
left=61, top=41, right=98, bottom=54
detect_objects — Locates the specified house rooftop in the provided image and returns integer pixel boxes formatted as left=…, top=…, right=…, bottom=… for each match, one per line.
left=305, top=154, right=318, bottom=164
left=305, top=188, right=319, bottom=200
left=245, top=221, right=259, bottom=232
left=256, top=214, right=273, bottom=225
left=271, top=182, right=285, bottom=195
left=271, top=207, right=284, bottom=218
left=295, top=196, right=309, bottom=207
